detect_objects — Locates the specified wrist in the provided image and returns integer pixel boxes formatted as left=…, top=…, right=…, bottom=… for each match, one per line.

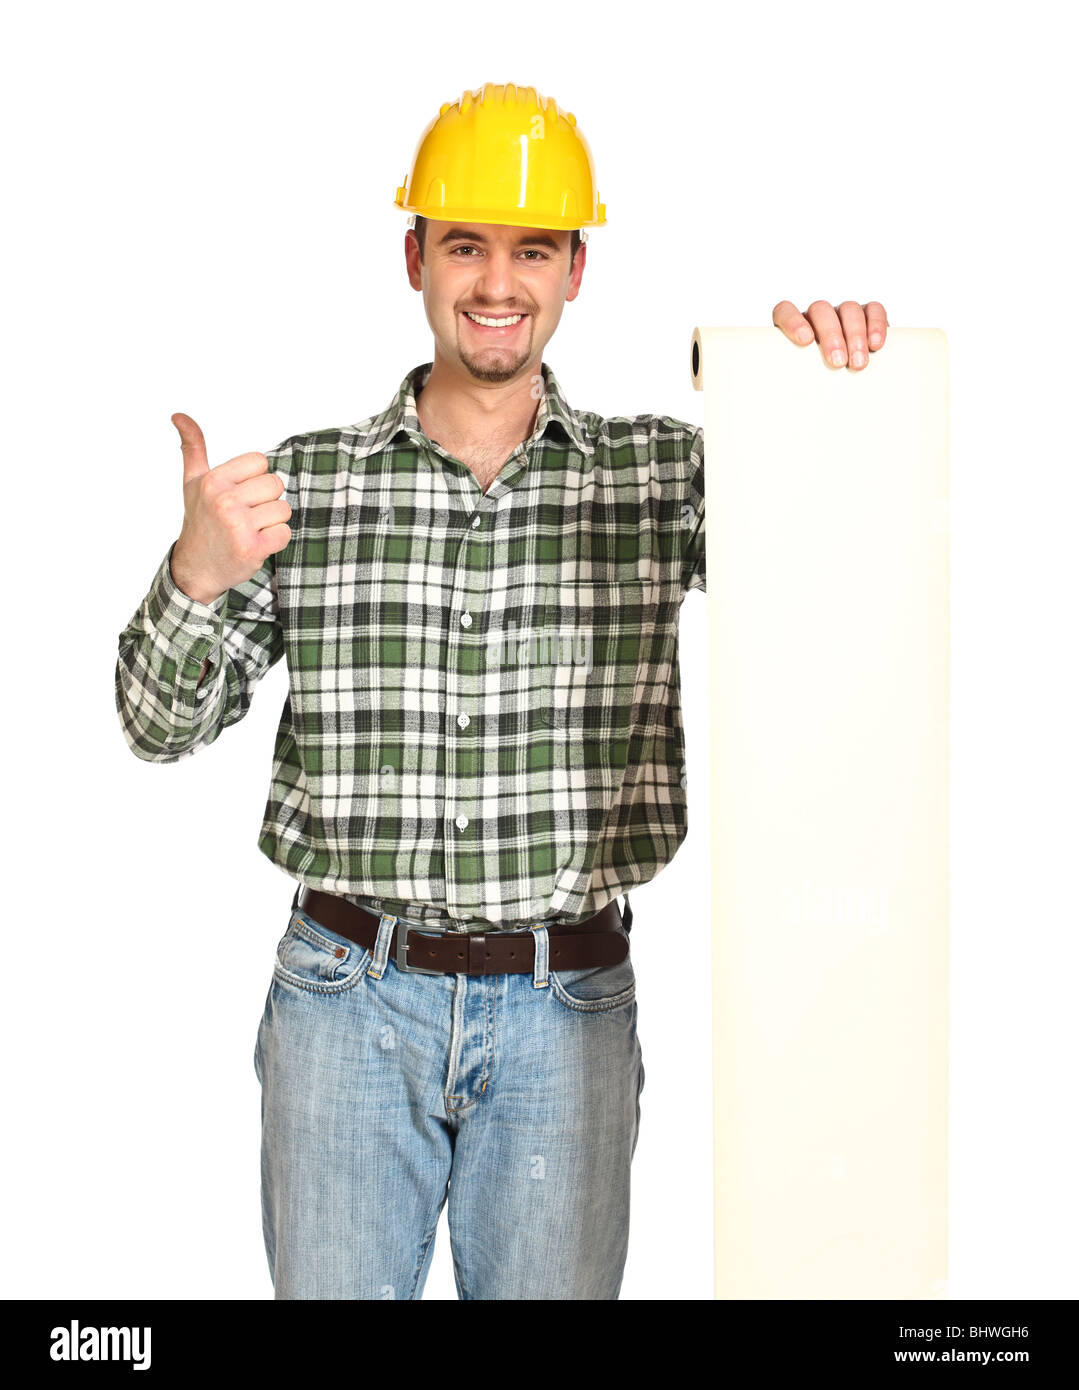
left=169, top=543, right=226, bottom=607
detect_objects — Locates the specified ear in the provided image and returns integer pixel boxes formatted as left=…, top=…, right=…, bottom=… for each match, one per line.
left=565, top=240, right=587, bottom=303
left=405, top=229, right=423, bottom=290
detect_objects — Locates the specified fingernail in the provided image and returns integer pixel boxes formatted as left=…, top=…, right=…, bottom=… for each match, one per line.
left=796, top=326, right=813, bottom=344
left=869, top=332, right=882, bottom=348
left=830, top=349, right=846, bottom=366
left=851, top=350, right=867, bottom=368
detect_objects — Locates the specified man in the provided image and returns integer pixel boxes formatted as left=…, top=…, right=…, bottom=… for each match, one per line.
left=115, top=81, right=888, bottom=1300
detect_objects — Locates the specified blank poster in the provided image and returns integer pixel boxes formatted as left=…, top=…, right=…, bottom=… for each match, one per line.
left=690, top=326, right=949, bottom=1300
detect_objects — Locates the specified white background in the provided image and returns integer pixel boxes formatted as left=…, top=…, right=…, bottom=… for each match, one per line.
left=2, top=0, right=1075, bottom=1300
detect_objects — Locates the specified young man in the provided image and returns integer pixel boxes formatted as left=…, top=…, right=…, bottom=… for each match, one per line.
left=115, top=81, right=888, bottom=1300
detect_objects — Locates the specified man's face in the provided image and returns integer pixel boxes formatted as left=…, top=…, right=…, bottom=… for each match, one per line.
left=405, top=220, right=586, bottom=384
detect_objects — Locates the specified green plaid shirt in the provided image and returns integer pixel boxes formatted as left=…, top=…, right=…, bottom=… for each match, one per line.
left=116, top=361, right=706, bottom=930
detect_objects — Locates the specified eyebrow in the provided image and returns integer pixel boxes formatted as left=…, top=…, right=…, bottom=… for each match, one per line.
left=435, top=226, right=564, bottom=252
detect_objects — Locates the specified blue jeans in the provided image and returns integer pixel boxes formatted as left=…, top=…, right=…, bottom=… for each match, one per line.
left=253, top=893, right=645, bottom=1299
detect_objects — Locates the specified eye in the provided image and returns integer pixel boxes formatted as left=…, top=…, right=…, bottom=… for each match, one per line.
left=520, top=249, right=547, bottom=260
left=451, top=245, right=479, bottom=256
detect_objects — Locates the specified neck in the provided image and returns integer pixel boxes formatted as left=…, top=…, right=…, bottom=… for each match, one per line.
left=416, top=349, right=544, bottom=448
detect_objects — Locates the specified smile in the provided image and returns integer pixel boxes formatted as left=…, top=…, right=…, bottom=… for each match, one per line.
left=462, top=311, right=527, bottom=331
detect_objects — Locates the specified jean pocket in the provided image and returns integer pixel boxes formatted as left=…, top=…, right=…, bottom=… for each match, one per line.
left=272, top=910, right=372, bottom=995
left=548, top=927, right=636, bottom=1012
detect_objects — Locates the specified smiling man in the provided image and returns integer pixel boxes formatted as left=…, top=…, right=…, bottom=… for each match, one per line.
left=115, top=81, right=888, bottom=1301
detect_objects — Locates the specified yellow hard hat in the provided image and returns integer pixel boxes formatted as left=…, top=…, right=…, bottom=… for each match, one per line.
left=394, top=82, right=606, bottom=231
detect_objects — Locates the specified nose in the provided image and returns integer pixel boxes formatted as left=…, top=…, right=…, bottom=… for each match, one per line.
left=471, top=248, right=519, bottom=305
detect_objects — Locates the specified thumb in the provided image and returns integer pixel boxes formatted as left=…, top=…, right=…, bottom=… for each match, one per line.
left=172, top=412, right=210, bottom=483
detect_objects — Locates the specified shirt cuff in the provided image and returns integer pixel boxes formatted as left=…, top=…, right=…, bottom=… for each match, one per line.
left=144, top=542, right=228, bottom=664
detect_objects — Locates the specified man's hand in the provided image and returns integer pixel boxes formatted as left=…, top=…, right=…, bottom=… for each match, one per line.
left=772, top=300, right=889, bottom=370
left=169, top=414, right=292, bottom=607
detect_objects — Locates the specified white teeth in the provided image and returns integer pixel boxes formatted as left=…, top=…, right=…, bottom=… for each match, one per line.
left=465, top=312, right=524, bottom=327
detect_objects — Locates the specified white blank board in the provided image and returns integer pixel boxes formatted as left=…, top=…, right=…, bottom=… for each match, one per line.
left=691, top=326, right=949, bottom=1300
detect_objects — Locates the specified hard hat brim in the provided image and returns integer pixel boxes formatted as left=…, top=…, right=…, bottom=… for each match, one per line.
left=395, top=200, right=604, bottom=231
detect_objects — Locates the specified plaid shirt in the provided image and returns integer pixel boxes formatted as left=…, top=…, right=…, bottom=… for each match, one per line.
left=116, top=361, right=706, bottom=930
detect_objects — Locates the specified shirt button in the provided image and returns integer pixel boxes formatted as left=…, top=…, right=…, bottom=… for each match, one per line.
left=471, top=516, right=481, bottom=529
left=198, top=624, right=215, bottom=635
left=457, top=713, right=470, bottom=728
left=455, top=815, right=469, bottom=830
left=460, top=612, right=473, bottom=628
left=195, top=687, right=208, bottom=700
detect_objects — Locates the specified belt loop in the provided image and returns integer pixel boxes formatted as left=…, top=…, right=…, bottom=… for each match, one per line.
left=367, top=913, right=397, bottom=980
left=529, top=923, right=550, bottom=988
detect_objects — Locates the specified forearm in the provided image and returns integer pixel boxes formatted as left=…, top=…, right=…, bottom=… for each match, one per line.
left=115, top=542, right=232, bottom=762
left=115, top=540, right=284, bottom=762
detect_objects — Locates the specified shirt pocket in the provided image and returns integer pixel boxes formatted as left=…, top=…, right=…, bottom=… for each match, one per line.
left=536, top=579, right=658, bottom=735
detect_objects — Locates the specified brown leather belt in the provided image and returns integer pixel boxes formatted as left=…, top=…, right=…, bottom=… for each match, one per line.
left=294, top=885, right=631, bottom=976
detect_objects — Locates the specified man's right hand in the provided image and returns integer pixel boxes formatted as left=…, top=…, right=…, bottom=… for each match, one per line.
left=168, top=413, right=293, bottom=606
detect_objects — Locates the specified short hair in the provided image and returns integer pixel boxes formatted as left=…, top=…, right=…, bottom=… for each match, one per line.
left=412, top=215, right=582, bottom=267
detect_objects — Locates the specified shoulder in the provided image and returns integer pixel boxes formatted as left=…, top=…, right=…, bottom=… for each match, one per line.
left=263, top=425, right=373, bottom=488
left=574, top=407, right=703, bottom=499
left=267, top=426, right=366, bottom=461
left=577, top=406, right=701, bottom=460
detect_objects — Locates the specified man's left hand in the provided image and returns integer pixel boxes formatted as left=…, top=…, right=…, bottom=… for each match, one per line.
left=772, top=300, right=889, bottom=370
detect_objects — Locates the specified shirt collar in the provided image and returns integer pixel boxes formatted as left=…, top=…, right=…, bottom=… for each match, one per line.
left=349, top=361, right=594, bottom=458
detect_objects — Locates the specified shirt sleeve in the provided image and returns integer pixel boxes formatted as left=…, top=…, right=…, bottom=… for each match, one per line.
left=681, top=425, right=706, bottom=596
left=114, top=439, right=295, bottom=762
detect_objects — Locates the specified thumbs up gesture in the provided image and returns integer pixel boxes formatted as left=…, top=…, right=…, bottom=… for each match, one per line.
left=168, top=414, right=293, bottom=605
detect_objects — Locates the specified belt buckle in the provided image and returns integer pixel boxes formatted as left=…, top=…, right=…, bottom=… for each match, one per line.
left=395, top=919, right=454, bottom=976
